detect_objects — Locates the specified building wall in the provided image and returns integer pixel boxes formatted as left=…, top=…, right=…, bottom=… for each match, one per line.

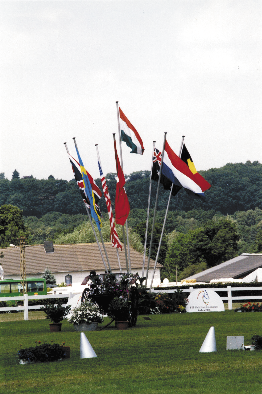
left=5, top=268, right=161, bottom=288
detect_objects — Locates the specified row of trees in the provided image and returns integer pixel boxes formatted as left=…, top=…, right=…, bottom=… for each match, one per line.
left=1, top=161, right=262, bottom=217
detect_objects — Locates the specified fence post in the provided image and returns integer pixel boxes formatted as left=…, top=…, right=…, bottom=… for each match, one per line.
left=227, top=286, right=232, bottom=310
left=24, top=294, right=28, bottom=321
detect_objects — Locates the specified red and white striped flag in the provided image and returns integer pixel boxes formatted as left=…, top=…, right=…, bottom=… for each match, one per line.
left=96, top=146, right=122, bottom=250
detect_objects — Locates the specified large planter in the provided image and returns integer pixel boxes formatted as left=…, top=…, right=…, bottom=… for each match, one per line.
left=49, top=323, right=62, bottom=332
left=115, top=321, right=129, bottom=330
left=74, top=322, right=98, bottom=332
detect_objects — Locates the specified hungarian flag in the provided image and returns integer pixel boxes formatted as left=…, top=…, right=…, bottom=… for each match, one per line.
left=97, top=150, right=122, bottom=250
left=119, top=107, right=144, bottom=154
left=162, top=141, right=211, bottom=198
left=114, top=139, right=130, bottom=225
left=151, top=147, right=182, bottom=196
left=69, top=156, right=102, bottom=217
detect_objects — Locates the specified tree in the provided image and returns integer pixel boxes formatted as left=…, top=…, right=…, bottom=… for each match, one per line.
left=0, top=204, right=28, bottom=247
left=163, top=218, right=239, bottom=281
left=12, top=170, right=20, bottom=179
left=42, top=268, right=56, bottom=286
left=134, top=221, right=168, bottom=265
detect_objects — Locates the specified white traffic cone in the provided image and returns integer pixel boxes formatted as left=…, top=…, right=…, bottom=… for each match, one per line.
left=199, top=326, right=217, bottom=353
left=80, top=332, right=97, bottom=359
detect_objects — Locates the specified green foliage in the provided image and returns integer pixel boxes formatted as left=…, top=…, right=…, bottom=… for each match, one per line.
left=12, top=170, right=20, bottom=180
left=18, top=342, right=67, bottom=363
left=0, top=204, right=28, bottom=247
left=42, top=269, right=56, bottom=286
left=163, top=218, right=239, bottom=281
left=41, top=300, right=71, bottom=323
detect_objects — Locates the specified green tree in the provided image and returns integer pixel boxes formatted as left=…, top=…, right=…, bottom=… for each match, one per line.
left=0, top=204, right=28, bottom=247
left=42, top=268, right=56, bottom=286
left=163, top=218, right=239, bottom=281
left=12, top=170, right=20, bottom=179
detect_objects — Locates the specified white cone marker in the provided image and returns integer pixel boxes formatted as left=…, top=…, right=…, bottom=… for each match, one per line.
left=199, top=326, right=217, bottom=353
left=80, top=332, right=97, bottom=359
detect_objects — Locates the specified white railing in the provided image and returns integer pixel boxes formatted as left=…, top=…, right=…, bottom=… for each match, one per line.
left=0, top=293, right=77, bottom=320
left=152, top=286, right=262, bottom=310
left=1, top=286, right=262, bottom=320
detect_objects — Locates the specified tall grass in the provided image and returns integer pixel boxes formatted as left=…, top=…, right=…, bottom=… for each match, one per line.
left=1, top=312, right=262, bottom=393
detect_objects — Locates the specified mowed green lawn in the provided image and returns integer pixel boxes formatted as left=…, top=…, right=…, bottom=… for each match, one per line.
left=1, top=311, right=262, bottom=394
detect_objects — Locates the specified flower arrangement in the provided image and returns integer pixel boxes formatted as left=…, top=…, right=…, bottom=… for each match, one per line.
left=68, top=300, right=103, bottom=325
left=18, top=341, right=68, bottom=363
left=41, top=300, right=71, bottom=323
left=108, top=296, right=130, bottom=321
left=235, top=302, right=262, bottom=312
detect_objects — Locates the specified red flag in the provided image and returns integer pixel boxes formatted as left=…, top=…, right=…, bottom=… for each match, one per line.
left=114, top=140, right=130, bottom=225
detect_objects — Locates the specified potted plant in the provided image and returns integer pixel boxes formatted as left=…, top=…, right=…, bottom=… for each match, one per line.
left=108, top=297, right=130, bottom=330
left=68, top=300, right=103, bottom=331
left=41, top=300, right=71, bottom=332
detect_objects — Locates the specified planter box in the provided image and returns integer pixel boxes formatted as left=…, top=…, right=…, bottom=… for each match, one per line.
left=74, top=322, right=98, bottom=331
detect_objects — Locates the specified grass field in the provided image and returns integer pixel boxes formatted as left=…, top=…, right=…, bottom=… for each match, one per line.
left=1, top=311, right=262, bottom=394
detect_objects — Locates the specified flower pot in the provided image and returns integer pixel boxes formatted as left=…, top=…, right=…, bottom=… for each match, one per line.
left=115, top=321, right=129, bottom=330
left=74, top=322, right=98, bottom=332
left=49, top=323, right=62, bottom=332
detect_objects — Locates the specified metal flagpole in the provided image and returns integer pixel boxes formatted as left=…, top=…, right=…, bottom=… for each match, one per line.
left=149, top=136, right=185, bottom=290
left=64, top=142, right=109, bottom=272
left=145, top=132, right=167, bottom=286
left=142, top=141, right=155, bottom=277
left=116, top=248, right=122, bottom=272
left=115, top=104, right=131, bottom=272
left=99, top=232, right=112, bottom=272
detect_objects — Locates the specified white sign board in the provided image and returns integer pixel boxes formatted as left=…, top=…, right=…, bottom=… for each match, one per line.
left=186, top=289, right=225, bottom=312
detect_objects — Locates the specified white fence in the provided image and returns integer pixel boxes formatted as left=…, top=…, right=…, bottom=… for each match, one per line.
left=1, top=286, right=262, bottom=320
left=0, top=293, right=75, bottom=321
left=153, top=286, right=262, bottom=310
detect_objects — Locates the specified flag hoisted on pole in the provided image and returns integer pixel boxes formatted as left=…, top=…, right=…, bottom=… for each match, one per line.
left=162, top=140, right=211, bottom=198
left=119, top=107, right=144, bottom=155
left=73, top=138, right=102, bottom=231
left=149, top=137, right=212, bottom=289
left=73, top=138, right=111, bottom=272
left=95, top=144, right=122, bottom=251
left=113, top=134, right=130, bottom=226
left=145, top=132, right=167, bottom=286
left=64, top=142, right=109, bottom=273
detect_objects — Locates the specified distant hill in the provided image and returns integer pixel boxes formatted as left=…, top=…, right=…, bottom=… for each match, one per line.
left=0, top=161, right=261, bottom=217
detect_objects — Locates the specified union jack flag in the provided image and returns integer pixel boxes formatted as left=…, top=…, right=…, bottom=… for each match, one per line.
left=97, top=150, right=122, bottom=250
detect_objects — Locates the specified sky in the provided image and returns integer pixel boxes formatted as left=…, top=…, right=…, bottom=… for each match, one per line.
left=0, top=0, right=261, bottom=181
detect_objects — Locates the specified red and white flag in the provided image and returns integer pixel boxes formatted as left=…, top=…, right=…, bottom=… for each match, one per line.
left=96, top=147, right=122, bottom=250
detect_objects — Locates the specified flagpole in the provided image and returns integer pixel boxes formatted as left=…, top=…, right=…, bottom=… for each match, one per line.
left=116, top=102, right=131, bottom=272
left=142, top=141, right=155, bottom=277
left=113, top=132, right=129, bottom=272
left=149, top=136, right=185, bottom=290
left=64, top=142, right=109, bottom=273
left=145, top=132, right=167, bottom=287
left=116, top=248, right=122, bottom=272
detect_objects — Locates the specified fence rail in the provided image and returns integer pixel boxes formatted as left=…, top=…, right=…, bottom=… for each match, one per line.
left=1, top=286, right=262, bottom=320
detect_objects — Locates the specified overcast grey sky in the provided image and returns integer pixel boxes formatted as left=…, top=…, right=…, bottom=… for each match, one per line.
left=0, top=0, right=261, bottom=181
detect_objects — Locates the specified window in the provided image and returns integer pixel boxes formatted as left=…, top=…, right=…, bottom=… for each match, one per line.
left=27, top=281, right=44, bottom=292
left=0, top=283, right=10, bottom=294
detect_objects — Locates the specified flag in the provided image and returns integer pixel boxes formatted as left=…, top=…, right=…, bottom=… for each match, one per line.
left=69, top=156, right=102, bottom=217
left=180, top=143, right=211, bottom=193
left=162, top=141, right=211, bottom=198
left=119, top=107, right=144, bottom=154
left=114, top=139, right=130, bottom=225
left=151, top=147, right=182, bottom=196
left=97, top=154, right=122, bottom=250
left=74, top=144, right=102, bottom=230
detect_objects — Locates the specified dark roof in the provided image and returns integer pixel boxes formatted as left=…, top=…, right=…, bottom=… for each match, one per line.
left=185, top=254, right=262, bottom=282
left=0, top=243, right=159, bottom=276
